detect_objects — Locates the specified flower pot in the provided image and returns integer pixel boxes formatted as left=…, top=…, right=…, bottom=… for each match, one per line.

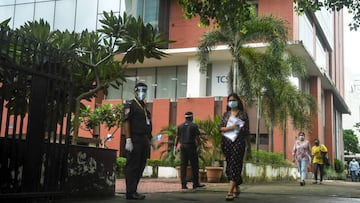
left=176, top=166, right=192, bottom=182
left=205, top=166, right=223, bottom=183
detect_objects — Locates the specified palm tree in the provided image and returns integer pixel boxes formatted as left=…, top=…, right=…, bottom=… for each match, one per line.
left=155, top=123, right=179, bottom=166
left=196, top=6, right=317, bottom=157
left=195, top=116, right=222, bottom=166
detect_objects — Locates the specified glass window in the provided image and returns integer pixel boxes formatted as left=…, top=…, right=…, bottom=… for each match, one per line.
left=75, top=0, right=97, bottom=32
left=0, top=6, right=14, bottom=26
left=98, top=0, right=120, bottom=14
left=34, top=1, right=55, bottom=28
left=142, top=0, right=159, bottom=27
left=299, top=15, right=314, bottom=57
left=13, top=3, right=34, bottom=28
left=105, top=66, right=188, bottom=101
left=0, top=0, right=15, bottom=6
left=157, top=67, right=176, bottom=100
left=315, top=37, right=326, bottom=71
left=137, top=68, right=155, bottom=102
left=176, top=66, right=187, bottom=99
left=16, top=0, right=34, bottom=3
left=54, top=0, right=75, bottom=31
left=122, top=0, right=159, bottom=27
left=106, top=69, right=137, bottom=101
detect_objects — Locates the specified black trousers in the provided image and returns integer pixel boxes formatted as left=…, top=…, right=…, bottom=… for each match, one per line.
left=180, top=144, right=199, bottom=187
left=125, top=136, right=150, bottom=194
left=313, top=163, right=324, bottom=182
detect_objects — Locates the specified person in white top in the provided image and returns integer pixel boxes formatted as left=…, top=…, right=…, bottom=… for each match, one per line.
left=349, top=158, right=359, bottom=182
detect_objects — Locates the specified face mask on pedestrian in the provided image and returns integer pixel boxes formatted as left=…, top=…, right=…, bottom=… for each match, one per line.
left=135, top=86, right=147, bottom=101
left=228, top=100, right=238, bottom=109
left=299, top=135, right=305, bottom=141
left=314, top=141, right=319, bottom=146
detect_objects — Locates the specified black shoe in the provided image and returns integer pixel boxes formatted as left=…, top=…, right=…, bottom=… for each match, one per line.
left=193, top=184, right=205, bottom=189
left=182, top=186, right=189, bottom=189
left=126, top=192, right=145, bottom=200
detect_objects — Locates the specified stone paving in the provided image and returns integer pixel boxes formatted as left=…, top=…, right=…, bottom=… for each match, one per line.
left=115, top=178, right=227, bottom=194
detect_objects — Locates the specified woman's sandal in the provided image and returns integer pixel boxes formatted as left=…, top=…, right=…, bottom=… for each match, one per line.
left=234, top=186, right=240, bottom=198
left=226, top=193, right=234, bottom=201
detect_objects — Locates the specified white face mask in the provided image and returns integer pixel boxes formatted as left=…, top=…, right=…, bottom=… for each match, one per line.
left=299, top=135, right=305, bottom=141
left=228, top=101, right=238, bottom=109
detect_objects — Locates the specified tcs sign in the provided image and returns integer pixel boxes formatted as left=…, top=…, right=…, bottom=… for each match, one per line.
left=216, top=75, right=229, bottom=83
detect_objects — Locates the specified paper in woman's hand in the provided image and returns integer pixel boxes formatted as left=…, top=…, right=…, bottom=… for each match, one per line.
left=224, top=116, right=244, bottom=142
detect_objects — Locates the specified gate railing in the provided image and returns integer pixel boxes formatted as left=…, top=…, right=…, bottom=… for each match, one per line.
left=0, top=25, right=73, bottom=200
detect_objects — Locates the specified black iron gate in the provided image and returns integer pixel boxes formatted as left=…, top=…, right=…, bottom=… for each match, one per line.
left=0, top=26, right=73, bottom=200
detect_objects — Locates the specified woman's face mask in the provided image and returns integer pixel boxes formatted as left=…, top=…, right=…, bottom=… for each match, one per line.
left=299, top=135, right=305, bottom=141
left=228, top=101, right=238, bottom=109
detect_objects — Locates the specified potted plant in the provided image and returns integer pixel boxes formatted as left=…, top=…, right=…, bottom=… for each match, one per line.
left=195, top=115, right=224, bottom=182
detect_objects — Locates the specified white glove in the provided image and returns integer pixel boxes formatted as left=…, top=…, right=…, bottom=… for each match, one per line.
left=125, top=138, right=133, bottom=152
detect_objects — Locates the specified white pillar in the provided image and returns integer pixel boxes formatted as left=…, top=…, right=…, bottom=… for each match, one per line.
left=186, top=57, right=207, bottom=97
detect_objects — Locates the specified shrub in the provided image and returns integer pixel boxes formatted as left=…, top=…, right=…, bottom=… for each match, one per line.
left=324, top=166, right=346, bottom=180
left=249, top=150, right=293, bottom=167
left=334, top=159, right=345, bottom=173
left=116, top=157, right=126, bottom=178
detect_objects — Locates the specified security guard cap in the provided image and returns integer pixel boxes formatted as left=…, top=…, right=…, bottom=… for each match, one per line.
left=184, top=112, right=193, bottom=118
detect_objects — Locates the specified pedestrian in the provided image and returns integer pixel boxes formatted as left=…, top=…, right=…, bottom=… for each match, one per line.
left=123, top=82, right=152, bottom=200
left=218, top=93, right=249, bottom=201
left=292, top=131, right=311, bottom=186
left=311, top=138, right=328, bottom=184
left=348, top=158, right=359, bottom=182
left=174, top=111, right=205, bottom=190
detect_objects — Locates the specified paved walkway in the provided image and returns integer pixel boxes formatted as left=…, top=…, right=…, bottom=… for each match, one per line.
left=116, top=178, right=227, bottom=193
left=56, top=178, right=360, bottom=203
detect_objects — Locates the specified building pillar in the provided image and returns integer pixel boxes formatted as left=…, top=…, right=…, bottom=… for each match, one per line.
left=324, top=90, right=334, bottom=163
left=186, top=57, right=207, bottom=97
left=309, top=76, right=322, bottom=143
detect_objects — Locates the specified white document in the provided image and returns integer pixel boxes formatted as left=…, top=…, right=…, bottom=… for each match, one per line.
left=223, top=116, right=244, bottom=142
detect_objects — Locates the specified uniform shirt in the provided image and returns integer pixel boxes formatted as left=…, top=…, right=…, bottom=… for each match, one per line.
left=177, top=120, right=200, bottom=145
left=311, top=144, right=328, bottom=164
left=123, top=99, right=152, bottom=136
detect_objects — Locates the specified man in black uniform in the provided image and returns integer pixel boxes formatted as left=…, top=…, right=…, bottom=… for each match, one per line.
left=174, top=112, right=205, bottom=189
left=123, top=82, right=152, bottom=200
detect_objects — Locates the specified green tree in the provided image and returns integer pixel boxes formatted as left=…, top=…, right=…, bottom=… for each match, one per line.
left=179, top=0, right=360, bottom=31
left=294, top=0, right=360, bottom=31
left=0, top=11, right=172, bottom=143
left=343, top=129, right=360, bottom=154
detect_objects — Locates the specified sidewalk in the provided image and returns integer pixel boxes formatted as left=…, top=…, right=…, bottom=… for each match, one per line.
left=116, top=178, right=360, bottom=198
left=115, top=177, right=227, bottom=194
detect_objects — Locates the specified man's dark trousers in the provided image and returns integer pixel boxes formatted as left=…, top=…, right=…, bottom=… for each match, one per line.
left=180, top=144, right=199, bottom=187
left=125, top=136, right=149, bottom=194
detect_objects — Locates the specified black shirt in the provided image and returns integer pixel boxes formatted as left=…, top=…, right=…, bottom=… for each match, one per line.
left=123, top=99, right=152, bottom=136
left=177, top=121, right=200, bottom=144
